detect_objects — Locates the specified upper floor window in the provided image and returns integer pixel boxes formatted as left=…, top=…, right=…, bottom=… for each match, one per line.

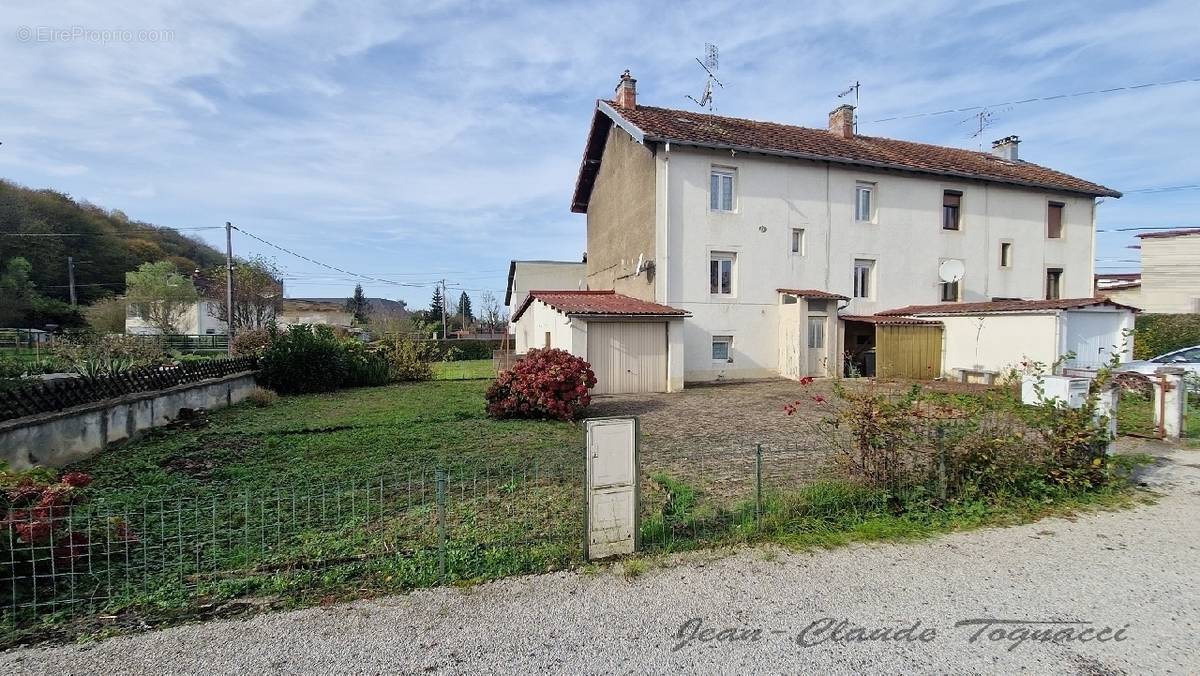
left=710, top=168, right=735, bottom=212
left=1046, top=267, right=1063, bottom=300
left=942, top=190, right=962, bottom=230
left=791, top=228, right=806, bottom=255
left=852, top=259, right=874, bottom=299
left=710, top=251, right=736, bottom=295
left=855, top=182, right=874, bottom=222
left=940, top=279, right=960, bottom=302
left=1047, top=202, right=1064, bottom=239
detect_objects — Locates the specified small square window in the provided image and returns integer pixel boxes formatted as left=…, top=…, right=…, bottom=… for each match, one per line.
left=942, top=190, right=961, bottom=231
left=852, top=259, right=874, bottom=299
left=855, top=183, right=874, bottom=222
left=544, top=331, right=551, bottom=348
left=1047, top=202, right=1064, bottom=239
left=940, top=280, right=960, bottom=302
left=791, top=228, right=806, bottom=255
left=712, top=335, right=733, bottom=362
left=1000, top=242, right=1013, bottom=268
left=710, top=252, right=736, bottom=295
left=710, top=168, right=735, bottom=212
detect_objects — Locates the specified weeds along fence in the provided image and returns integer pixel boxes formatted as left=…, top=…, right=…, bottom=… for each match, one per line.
left=1, top=457, right=583, bottom=642
left=638, top=416, right=1092, bottom=552
left=0, top=356, right=256, bottom=423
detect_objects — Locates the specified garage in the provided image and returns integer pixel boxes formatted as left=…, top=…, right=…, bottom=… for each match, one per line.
left=587, top=321, right=667, bottom=394
left=509, top=290, right=689, bottom=393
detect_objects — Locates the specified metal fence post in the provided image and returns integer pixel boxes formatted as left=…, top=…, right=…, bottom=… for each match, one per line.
left=435, top=468, right=447, bottom=582
left=936, top=426, right=947, bottom=502
left=755, top=444, right=763, bottom=530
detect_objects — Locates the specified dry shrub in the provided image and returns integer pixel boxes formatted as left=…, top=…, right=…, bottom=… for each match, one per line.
left=246, top=387, right=279, bottom=407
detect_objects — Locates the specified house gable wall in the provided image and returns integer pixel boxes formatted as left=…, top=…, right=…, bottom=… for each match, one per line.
left=586, top=125, right=656, bottom=300
left=1139, top=235, right=1200, bottom=313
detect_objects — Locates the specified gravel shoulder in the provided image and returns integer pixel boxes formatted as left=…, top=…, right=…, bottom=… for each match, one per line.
left=4, top=445, right=1198, bottom=675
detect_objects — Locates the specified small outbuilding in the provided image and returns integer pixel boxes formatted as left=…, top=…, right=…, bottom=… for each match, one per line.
left=510, top=290, right=689, bottom=394
left=873, top=297, right=1138, bottom=381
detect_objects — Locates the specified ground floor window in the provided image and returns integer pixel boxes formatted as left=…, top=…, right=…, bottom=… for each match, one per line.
left=853, top=259, right=874, bottom=299
left=712, top=335, right=733, bottom=362
left=1046, top=267, right=1063, bottom=300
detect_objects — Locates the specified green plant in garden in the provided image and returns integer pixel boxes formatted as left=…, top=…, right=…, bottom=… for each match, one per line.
left=53, top=333, right=168, bottom=377
left=124, top=261, right=199, bottom=334
left=258, top=324, right=351, bottom=394
left=1133, top=313, right=1200, bottom=360
left=373, top=332, right=435, bottom=382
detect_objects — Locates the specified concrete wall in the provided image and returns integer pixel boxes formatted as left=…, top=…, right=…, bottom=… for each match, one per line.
left=507, top=262, right=587, bottom=319
left=1139, top=234, right=1200, bottom=313
left=939, top=313, right=1060, bottom=377
left=586, top=125, right=657, bottom=300
left=657, top=146, right=1098, bottom=381
left=0, top=371, right=257, bottom=471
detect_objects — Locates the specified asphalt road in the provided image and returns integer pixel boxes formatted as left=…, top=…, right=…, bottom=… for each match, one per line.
left=4, top=446, right=1198, bottom=675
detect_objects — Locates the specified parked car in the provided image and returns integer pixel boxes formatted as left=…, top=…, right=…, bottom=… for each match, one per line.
left=1116, top=345, right=1200, bottom=390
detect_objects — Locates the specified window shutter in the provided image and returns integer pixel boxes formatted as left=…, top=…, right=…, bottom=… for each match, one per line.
left=1047, top=203, right=1064, bottom=238
left=943, top=191, right=961, bottom=207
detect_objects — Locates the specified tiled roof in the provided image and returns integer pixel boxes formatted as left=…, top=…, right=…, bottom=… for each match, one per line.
left=511, top=290, right=689, bottom=323
left=876, top=297, right=1140, bottom=316
left=840, top=314, right=941, bottom=326
left=1136, top=228, right=1200, bottom=239
left=572, top=101, right=1120, bottom=212
left=776, top=288, right=850, bottom=300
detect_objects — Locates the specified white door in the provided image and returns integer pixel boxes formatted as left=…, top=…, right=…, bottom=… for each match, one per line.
left=1064, top=311, right=1122, bottom=369
left=587, top=322, right=667, bottom=395
left=807, top=316, right=827, bottom=376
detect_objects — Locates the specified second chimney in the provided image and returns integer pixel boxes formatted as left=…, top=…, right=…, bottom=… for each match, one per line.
left=991, top=135, right=1020, bottom=161
left=828, top=104, right=855, bottom=139
left=614, top=70, right=637, bottom=108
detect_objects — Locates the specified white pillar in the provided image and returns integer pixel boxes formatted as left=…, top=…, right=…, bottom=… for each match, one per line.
left=1154, top=367, right=1187, bottom=441
left=1094, top=385, right=1119, bottom=454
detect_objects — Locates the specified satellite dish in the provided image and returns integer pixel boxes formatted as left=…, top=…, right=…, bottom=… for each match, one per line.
left=938, top=259, right=965, bottom=283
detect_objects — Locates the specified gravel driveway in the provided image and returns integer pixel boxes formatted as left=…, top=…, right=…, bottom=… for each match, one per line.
left=4, top=445, right=1197, bottom=675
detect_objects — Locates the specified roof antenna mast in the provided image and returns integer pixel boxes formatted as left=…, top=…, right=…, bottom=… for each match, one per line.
left=686, top=43, right=723, bottom=112
left=837, top=81, right=860, bottom=133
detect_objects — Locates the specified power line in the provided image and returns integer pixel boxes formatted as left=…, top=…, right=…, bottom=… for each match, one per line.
left=1120, top=184, right=1200, bottom=195
left=230, top=225, right=434, bottom=290
left=870, top=76, right=1200, bottom=123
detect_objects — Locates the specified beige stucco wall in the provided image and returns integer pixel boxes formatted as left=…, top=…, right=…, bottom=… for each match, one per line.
left=939, top=313, right=1060, bottom=377
left=1139, top=234, right=1200, bottom=313
left=1098, top=285, right=1144, bottom=309
left=507, top=262, right=586, bottom=318
left=586, top=125, right=656, bottom=300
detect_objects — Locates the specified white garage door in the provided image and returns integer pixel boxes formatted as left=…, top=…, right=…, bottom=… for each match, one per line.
left=587, top=321, right=667, bottom=395
left=1064, top=311, right=1124, bottom=369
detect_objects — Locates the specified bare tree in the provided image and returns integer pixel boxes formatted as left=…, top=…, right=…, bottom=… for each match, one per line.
left=207, top=256, right=283, bottom=330
left=479, top=291, right=507, bottom=335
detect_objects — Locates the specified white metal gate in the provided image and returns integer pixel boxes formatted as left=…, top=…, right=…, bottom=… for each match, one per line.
left=586, top=321, right=667, bottom=395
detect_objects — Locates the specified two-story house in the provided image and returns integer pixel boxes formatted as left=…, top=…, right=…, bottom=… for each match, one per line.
left=512, top=72, right=1128, bottom=393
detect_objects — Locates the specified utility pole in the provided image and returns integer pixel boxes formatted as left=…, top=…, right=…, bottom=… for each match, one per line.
left=225, top=222, right=235, bottom=356
left=440, top=279, right=448, bottom=340
left=67, top=256, right=77, bottom=306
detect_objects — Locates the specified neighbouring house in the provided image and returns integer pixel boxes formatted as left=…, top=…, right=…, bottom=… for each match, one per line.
left=1095, top=273, right=1143, bottom=308
left=505, top=260, right=587, bottom=320
left=125, top=274, right=254, bottom=336
left=1109, top=229, right=1200, bottom=313
left=512, top=71, right=1125, bottom=391
left=276, top=299, right=355, bottom=329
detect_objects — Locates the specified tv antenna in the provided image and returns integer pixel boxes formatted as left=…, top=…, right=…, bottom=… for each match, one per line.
left=837, top=81, right=860, bottom=132
left=686, top=43, right=723, bottom=111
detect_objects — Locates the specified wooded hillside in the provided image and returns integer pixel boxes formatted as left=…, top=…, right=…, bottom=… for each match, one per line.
left=0, top=179, right=225, bottom=306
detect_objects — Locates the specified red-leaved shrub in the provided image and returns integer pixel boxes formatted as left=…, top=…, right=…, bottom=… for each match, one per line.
left=485, top=348, right=597, bottom=421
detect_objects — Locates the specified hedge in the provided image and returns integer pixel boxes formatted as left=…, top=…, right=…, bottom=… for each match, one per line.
left=1133, top=314, right=1200, bottom=360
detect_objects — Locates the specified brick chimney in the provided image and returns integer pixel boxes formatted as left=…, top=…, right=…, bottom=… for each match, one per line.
left=614, top=70, right=637, bottom=108
left=991, top=135, right=1020, bottom=161
left=828, top=104, right=855, bottom=139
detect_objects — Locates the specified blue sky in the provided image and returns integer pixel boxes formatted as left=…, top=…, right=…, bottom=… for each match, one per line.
left=2, top=0, right=1198, bottom=310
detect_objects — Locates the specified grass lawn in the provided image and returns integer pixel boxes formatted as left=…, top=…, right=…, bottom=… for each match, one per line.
left=431, top=358, right=495, bottom=381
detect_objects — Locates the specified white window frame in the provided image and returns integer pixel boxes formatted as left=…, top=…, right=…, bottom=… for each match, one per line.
left=806, top=317, right=826, bottom=350
left=711, top=335, right=734, bottom=363
left=709, top=251, right=737, bottom=297
left=790, top=228, right=806, bottom=255
left=855, top=182, right=875, bottom=223
left=710, top=167, right=736, bottom=212
left=852, top=259, right=875, bottom=300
